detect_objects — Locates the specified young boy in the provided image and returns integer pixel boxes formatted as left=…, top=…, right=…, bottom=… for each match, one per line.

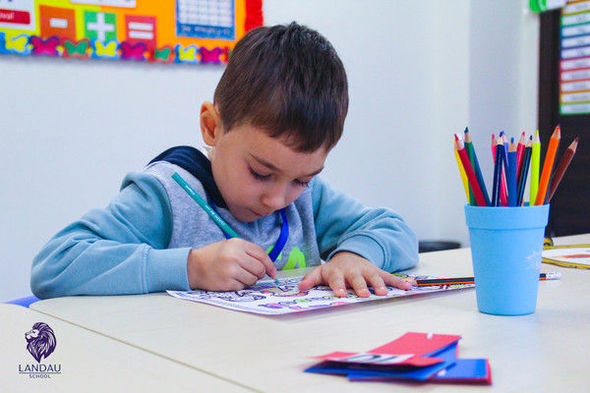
left=31, top=22, right=418, bottom=299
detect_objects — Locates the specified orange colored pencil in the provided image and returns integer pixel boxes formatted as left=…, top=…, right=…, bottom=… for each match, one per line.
left=535, top=126, right=561, bottom=205
left=547, top=137, right=579, bottom=202
left=455, top=135, right=487, bottom=206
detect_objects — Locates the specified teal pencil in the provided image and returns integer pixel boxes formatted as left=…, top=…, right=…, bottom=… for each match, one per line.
left=172, top=172, right=279, bottom=284
left=172, top=172, right=240, bottom=238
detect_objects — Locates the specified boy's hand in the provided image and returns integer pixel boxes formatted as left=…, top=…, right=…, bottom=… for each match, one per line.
left=187, top=238, right=277, bottom=291
left=298, top=251, right=412, bottom=298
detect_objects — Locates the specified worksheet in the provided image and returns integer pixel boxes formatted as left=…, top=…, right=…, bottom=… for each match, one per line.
left=167, top=274, right=473, bottom=315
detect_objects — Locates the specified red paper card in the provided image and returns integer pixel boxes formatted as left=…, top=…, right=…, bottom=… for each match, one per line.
left=369, top=332, right=462, bottom=357
left=313, top=332, right=461, bottom=367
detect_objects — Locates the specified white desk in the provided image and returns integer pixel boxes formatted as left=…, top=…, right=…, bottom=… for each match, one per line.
left=0, top=304, right=255, bottom=392
left=30, top=235, right=590, bottom=392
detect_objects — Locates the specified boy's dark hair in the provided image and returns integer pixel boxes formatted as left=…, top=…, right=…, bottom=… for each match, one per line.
left=214, top=22, right=348, bottom=152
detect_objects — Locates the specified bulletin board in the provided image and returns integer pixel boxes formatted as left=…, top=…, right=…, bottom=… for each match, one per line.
left=559, top=0, right=590, bottom=114
left=0, top=0, right=263, bottom=65
left=538, top=1, right=590, bottom=236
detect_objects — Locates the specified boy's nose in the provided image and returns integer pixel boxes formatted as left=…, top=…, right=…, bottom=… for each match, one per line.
left=260, top=187, right=288, bottom=211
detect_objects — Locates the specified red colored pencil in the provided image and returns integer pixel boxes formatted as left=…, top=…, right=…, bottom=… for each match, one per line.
left=455, top=135, right=487, bottom=206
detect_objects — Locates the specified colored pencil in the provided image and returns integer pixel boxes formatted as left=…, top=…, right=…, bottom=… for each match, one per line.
left=530, top=131, right=541, bottom=204
left=173, top=172, right=280, bottom=283
left=547, top=137, right=579, bottom=202
left=535, top=126, right=561, bottom=205
left=516, top=131, right=526, bottom=181
left=172, top=172, right=239, bottom=237
left=454, top=146, right=470, bottom=203
left=491, top=134, right=508, bottom=206
left=516, top=138, right=532, bottom=206
left=455, top=135, right=487, bottom=206
left=414, top=272, right=561, bottom=287
left=491, top=137, right=505, bottom=206
left=500, top=132, right=509, bottom=165
left=464, top=128, right=491, bottom=206
left=507, top=139, right=518, bottom=206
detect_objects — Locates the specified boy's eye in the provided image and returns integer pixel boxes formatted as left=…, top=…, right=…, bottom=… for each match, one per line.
left=294, top=179, right=311, bottom=187
left=249, top=167, right=271, bottom=180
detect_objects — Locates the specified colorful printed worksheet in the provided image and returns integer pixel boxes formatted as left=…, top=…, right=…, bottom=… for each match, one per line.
left=543, top=245, right=590, bottom=269
left=166, top=274, right=474, bottom=315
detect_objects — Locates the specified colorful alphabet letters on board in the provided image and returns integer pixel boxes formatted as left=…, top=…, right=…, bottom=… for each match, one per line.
left=0, top=0, right=263, bottom=65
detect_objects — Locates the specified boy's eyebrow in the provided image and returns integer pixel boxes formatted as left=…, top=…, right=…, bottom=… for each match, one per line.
left=249, top=154, right=324, bottom=177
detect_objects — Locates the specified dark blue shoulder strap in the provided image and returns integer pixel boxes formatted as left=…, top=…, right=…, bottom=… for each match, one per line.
left=149, top=146, right=226, bottom=208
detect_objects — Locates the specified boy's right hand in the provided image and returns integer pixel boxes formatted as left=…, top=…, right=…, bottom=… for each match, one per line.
left=187, top=238, right=277, bottom=291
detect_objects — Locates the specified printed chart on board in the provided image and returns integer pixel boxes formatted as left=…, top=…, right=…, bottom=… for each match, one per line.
left=167, top=274, right=474, bottom=316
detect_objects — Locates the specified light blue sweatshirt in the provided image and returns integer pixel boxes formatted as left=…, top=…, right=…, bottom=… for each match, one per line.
left=31, top=147, right=418, bottom=298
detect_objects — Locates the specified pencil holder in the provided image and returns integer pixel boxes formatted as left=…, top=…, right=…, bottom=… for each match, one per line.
left=464, top=204, right=550, bottom=316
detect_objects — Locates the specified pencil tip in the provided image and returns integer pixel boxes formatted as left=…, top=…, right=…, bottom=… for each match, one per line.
left=464, top=126, right=469, bottom=133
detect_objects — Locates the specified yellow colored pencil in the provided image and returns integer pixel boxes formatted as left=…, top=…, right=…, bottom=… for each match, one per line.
left=535, top=126, right=561, bottom=205
left=530, top=130, right=541, bottom=205
left=455, top=147, right=470, bottom=203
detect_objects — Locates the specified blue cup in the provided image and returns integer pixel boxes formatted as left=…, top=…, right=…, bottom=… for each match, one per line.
left=464, top=204, right=550, bottom=316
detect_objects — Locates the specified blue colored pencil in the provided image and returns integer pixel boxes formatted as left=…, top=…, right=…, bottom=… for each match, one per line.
left=491, top=138, right=504, bottom=206
left=507, top=140, right=518, bottom=206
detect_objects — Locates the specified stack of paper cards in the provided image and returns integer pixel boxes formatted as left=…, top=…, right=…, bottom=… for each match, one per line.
left=305, top=332, right=491, bottom=385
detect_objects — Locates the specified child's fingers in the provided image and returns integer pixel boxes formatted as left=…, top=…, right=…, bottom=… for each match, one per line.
left=234, top=268, right=261, bottom=287
left=365, top=273, right=388, bottom=296
left=244, top=242, right=277, bottom=279
left=347, top=274, right=371, bottom=298
left=239, top=257, right=269, bottom=279
left=380, top=271, right=413, bottom=290
left=298, top=267, right=323, bottom=291
left=327, top=271, right=348, bottom=297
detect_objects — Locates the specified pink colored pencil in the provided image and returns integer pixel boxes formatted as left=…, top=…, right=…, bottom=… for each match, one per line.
left=516, top=131, right=526, bottom=183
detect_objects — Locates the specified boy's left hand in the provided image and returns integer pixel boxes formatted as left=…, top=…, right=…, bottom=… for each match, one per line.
left=297, top=251, right=413, bottom=298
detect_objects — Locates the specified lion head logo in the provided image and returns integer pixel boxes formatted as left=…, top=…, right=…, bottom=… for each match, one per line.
left=25, top=322, right=57, bottom=363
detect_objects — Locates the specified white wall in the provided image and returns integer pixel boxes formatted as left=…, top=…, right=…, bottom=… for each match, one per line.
left=0, top=0, right=539, bottom=302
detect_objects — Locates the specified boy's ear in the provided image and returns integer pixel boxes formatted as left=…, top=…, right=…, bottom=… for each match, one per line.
left=200, top=101, right=222, bottom=146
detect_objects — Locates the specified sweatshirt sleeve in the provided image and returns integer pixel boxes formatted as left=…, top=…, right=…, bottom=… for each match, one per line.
left=311, top=177, right=418, bottom=272
left=30, top=172, right=191, bottom=298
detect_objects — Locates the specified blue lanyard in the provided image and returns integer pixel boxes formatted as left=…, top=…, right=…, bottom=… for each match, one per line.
left=172, top=172, right=289, bottom=263
left=211, top=203, right=289, bottom=263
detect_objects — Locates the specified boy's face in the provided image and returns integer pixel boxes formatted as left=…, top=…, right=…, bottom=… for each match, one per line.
left=207, top=123, right=328, bottom=222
